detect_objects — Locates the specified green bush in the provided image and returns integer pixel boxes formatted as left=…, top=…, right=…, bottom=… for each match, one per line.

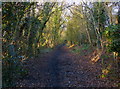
left=2, top=56, right=28, bottom=88
left=104, top=24, right=120, bottom=55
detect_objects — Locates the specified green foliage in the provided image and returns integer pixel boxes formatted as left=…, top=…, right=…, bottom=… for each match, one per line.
left=2, top=56, right=28, bottom=87
left=92, top=2, right=108, bottom=48
left=2, top=1, right=119, bottom=87
left=93, top=2, right=107, bottom=26
left=2, top=2, right=35, bottom=87
left=104, top=25, right=120, bottom=54
left=43, top=3, right=64, bottom=47
left=2, top=2, right=63, bottom=87
left=71, top=44, right=91, bottom=54
left=66, top=6, right=87, bottom=45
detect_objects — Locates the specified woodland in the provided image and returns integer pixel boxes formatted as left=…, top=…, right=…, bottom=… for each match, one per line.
left=2, top=1, right=120, bottom=88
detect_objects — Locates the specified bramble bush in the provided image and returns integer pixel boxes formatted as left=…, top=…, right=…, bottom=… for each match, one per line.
left=104, top=24, right=120, bottom=56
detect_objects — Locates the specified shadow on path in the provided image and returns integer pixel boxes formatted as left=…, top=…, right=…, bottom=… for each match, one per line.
left=46, top=45, right=64, bottom=87
left=16, top=44, right=116, bottom=87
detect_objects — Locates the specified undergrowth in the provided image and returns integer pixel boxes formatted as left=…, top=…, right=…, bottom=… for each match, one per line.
left=70, top=44, right=93, bottom=56
left=69, top=44, right=119, bottom=86
left=2, top=56, right=28, bottom=88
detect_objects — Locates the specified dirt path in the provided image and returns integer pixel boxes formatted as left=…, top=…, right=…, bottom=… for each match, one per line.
left=16, top=46, right=116, bottom=87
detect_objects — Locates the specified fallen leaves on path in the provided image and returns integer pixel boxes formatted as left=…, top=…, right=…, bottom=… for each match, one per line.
left=16, top=46, right=118, bottom=87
